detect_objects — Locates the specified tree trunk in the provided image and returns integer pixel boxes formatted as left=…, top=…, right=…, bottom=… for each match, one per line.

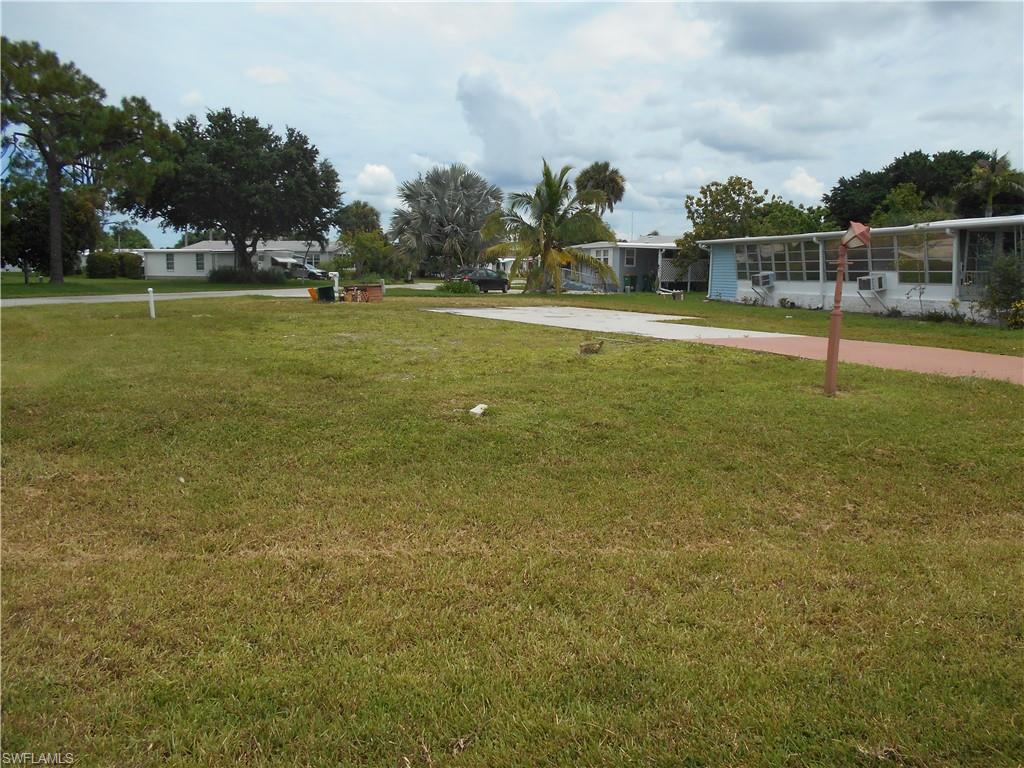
left=232, top=238, right=254, bottom=271
left=46, top=162, right=64, bottom=284
left=22, top=262, right=30, bottom=285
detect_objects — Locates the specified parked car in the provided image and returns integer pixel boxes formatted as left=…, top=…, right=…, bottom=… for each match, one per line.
left=295, top=264, right=328, bottom=280
left=456, top=268, right=510, bottom=293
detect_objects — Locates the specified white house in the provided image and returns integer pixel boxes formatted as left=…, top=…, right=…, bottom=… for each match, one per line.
left=572, top=234, right=709, bottom=292
left=698, top=215, right=1024, bottom=316
left=136, top=239, right=342, bottom=278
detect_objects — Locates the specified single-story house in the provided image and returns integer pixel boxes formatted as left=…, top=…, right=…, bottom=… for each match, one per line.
left=136, top=239, right=342, bottom=278
left=699, top=214, right=1024, bottom=315
left=572, top=235, right=709, bottom=292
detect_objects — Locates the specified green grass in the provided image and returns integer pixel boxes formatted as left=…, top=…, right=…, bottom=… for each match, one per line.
left=3, top=297, right=1023, bottom=766
left=0, top=273, right=329, bottom=298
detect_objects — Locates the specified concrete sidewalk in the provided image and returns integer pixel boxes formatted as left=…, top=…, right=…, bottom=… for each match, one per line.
left=704, top=335, right=1024, bottom=385
left=433, top=306, right=1024, bottom=386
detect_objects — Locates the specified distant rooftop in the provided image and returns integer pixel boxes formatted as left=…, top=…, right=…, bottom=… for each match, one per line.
left=575, top=234, right=683, bottom=249
left=177, top=239, right=337, bottom=252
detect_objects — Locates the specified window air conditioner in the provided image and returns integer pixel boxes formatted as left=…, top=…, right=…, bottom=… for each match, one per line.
left=857, top=274, right=886, bottom=292
left=751, top=271, right=775, bottom=288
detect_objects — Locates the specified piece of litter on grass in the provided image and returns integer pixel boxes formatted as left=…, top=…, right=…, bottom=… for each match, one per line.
left=469, top=404, right=488, bottom=416
left=785, top=315, right=794, bottom=319
left=177, top=476, right=185, bottom=484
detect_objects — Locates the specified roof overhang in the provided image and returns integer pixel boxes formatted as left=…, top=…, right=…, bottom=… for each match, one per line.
left=697, top=214, right=1024, bottom=246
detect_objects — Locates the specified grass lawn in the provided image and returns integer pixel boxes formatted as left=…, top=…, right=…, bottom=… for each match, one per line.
left=2, top=297, right=1022, bottom=766
left=0, top=272, right=329, bottom=298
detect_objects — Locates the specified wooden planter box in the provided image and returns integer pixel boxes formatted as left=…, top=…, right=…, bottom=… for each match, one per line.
left=342, top=284, right=384, bottom=302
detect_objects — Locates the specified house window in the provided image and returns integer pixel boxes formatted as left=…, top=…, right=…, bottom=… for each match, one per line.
left=803, top=241, right=821, bottom=281
left=196, top=253, right=205, bottom=271
left=166, top=254, right=175, bottom=272
left=624, top=249, right=636, bottom=267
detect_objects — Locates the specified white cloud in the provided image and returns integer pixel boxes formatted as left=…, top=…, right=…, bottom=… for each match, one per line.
left=245, top=66, right=289, bottom=85
left=180, top=89, right=203, bottom=107
left=456, top=70, right=564, bottom=186
left=5, top=0, right=1018, bottom=246
left=562, top=5, right=714, bottom=68
left=410, top=153, right=441, bottom=172
left=688, top=98, right=821, bottom=162
left=782, top=167, right=825, bottom=201
left=259, top=3, right=512, bottom=46
left=355, top=164, right=397, bottom=195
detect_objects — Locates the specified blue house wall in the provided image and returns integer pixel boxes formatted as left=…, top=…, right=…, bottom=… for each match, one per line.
left=707, top=244, right=737, bottom=300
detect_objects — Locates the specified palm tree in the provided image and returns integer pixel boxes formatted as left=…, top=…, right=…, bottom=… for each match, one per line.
left=486, top=160, right=618, bottom=293
left=575, top=161, right=626, bottom=215
left=390, top=163, right=503, bottom=274
left=965, top=150, right=1024, bottom=217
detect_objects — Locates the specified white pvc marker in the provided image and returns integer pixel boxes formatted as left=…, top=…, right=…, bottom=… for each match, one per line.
left=147, top=287, right=156, bottom=319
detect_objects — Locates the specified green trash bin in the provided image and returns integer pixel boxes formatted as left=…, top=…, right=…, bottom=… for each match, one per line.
left=316, top=285, right=335, bottom=303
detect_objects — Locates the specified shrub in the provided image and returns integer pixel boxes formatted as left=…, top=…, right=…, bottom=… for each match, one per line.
left=351, top=272, right=384, bottom=285
left=118, top=252, right=144, bottom=279
left=208, top=266, right=287, bottom=284
left=342, top=231, right=414, bottom=280
left=1006, top=299, right=1024, bottom=330
left=982, top=251, right=1024, bottom=325
left=85, top=251, right=119, bottom=278
left=921, top=309, right=965, bottom=324
left=436, top=280, right=479, bottom=295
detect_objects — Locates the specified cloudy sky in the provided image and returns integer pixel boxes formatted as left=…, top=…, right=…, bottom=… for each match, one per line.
left=3, top=1, right=1022, bottom=245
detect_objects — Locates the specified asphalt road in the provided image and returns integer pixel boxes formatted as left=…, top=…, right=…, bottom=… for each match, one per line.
left=1, top=283, right=442, bottom=308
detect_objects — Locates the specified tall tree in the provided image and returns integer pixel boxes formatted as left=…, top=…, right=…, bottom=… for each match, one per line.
left=559, top=212, right=616, bottom=246
left=575, top=161, right=626, bottom=215
left=961, top=150, right=1024, bottom=218
left=752, top=199, right=832, bottom=236
left=1, top=161, right=102, bottom=281
left=674, top=177, right=831, bottom=275
left=336, top=200, right=381, bottom=235
left=1, top=38, right=110, bottom=283
left=486, top=160, right=616, bottom=293
left=868, top=182, right=949, bottom=227
left=390, top=163, right=503, bottom=274
left=683, top=176, right=767, bottom=239
left=1, top=39, right=172, bottom=283
left=128, top=108, right=342, bottom=269
left=822, top=149, right=998, bottom=225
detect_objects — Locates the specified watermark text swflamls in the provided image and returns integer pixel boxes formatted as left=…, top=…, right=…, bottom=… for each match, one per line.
left=1, top=754, right=75, bottom=765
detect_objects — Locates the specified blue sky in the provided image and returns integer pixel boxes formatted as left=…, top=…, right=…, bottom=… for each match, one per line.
left=3, top=1, right=1022, bottom=246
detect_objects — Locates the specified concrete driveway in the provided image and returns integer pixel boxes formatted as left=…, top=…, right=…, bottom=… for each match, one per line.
left=431, top=306, right=798, bottom=341
left=432, top=306, right=1024, bottom=385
